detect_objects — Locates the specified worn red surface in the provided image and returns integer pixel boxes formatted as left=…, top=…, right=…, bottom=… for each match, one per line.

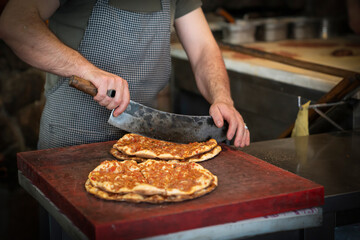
left=17, top=141, right=324, bottom=240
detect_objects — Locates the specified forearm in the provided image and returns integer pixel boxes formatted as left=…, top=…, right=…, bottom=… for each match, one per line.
left=175, top=8, right=233, bottom=106
left=175, top=8, right=249, bottom=147
left=192, top=43, right=233, bottom=106
left=0, top=0, right=94, bottom=77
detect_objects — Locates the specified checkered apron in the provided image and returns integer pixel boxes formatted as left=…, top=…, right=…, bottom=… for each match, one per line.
left=38, top=0, right=171, bottom=149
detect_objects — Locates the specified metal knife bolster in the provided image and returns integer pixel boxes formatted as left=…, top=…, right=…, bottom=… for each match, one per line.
left=108, top=100, right=228, bottom=143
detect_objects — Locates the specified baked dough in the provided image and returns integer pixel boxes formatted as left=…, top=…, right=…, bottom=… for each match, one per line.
left=113, top=133, right=218, bottom=160
left=86, top=160, right=218, bottom=203
left=110, top=145, right=222, bottom=163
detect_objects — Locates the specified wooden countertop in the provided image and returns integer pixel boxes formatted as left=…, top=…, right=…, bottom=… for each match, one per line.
left=171, top=37, right=360, bottom=92
left=17, top=142, right=323, bottom=239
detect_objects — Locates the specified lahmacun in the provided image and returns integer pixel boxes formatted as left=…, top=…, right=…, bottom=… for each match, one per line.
left=86, top=160, right=218, bottom=203
left=111, top=133, right=221, bottom=162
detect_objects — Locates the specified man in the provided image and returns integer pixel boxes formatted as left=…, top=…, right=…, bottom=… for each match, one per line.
left=0, top=0, right=250, bottom=149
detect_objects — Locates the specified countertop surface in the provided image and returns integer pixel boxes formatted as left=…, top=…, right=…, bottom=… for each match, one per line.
left=17, top=143, right=323, bottom=240
left=171, top=37, right=360, bottom=92
left=242, top=130, right=360, bottom=201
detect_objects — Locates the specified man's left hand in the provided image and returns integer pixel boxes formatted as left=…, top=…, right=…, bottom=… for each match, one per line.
left=209, top=102, right=250, bottom=148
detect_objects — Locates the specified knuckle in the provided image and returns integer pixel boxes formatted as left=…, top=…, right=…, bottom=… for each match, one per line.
left=98, top=101, right=107, bottom=107
left=114, top=99, right=123, bottom=107
left=97, top=91, right=107, bottom=99
left=99, top=95, right=107, bottom=101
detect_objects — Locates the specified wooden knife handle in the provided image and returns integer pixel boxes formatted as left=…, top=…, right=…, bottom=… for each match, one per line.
left=69, top=75, right=97, bottom=97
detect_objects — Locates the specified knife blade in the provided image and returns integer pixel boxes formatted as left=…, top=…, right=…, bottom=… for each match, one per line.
left=69, top=76, right=228, bottom=143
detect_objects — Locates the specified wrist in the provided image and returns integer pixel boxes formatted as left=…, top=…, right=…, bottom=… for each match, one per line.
left=69, top=53, right=97, bottom=79
left=212, top=97, right=234, bottom=107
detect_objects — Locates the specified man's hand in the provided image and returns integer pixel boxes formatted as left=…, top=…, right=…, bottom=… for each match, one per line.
left=210, top=102, right=250, bottom=148
left=81, top=69, right=130, bottom=117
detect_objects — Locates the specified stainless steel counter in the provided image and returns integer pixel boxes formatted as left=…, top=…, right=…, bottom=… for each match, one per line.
left=242, top=130, right=360, bottom=239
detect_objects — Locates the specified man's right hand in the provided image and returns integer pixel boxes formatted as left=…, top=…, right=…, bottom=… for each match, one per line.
left=81, top=69, right=130, bottom=117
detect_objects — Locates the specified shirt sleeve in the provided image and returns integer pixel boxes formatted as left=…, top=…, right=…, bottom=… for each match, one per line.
left=175, top=0, right=202, bottom=19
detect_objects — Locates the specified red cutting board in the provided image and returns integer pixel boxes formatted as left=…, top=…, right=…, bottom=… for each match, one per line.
left=17, top=141, right=324, bottom=240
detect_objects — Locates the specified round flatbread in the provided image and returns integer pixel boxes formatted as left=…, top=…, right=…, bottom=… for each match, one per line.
left=188, top=146, right=222, bottom=163
left=110, top=148, right=147, bottom=162
left=110, top=145, right=222, bottom=163
left=140, top=160, right=214, bottom=196
left=85, top=178, right=217, bottom=203
left=88, top=160, right=165, bottom=195
left=113, top=133, right=218, bottom=160
left=86, top=160, right=218, bottom=202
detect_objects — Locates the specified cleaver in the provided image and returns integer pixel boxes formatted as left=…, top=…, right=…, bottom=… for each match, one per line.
left=69, top=76, right=228, bottom=143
